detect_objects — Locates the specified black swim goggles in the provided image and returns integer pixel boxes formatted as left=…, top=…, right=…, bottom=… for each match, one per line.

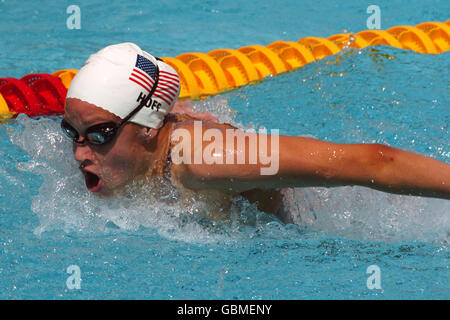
left=61, top=59, right=161, bottom=145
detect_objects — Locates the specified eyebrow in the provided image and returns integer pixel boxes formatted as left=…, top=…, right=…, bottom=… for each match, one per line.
left=85, top=117, right=117, bottom=125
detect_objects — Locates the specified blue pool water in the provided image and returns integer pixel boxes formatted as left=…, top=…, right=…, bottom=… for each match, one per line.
left=0, top=0, right=449, bottom=299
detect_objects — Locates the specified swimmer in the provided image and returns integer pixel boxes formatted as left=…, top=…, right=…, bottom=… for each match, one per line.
left=62, top=43, right=450, bottom=221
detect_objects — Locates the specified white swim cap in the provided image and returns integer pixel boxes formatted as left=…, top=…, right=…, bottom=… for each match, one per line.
left=66, top=42, right=180, bottom=129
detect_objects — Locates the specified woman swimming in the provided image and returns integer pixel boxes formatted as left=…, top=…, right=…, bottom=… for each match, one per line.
left=62, top=43, right=450, bottom=221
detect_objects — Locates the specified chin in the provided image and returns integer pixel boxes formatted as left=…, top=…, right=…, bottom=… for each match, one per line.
left=95, top=179, right=130, bottom=198
left=94, top=188, right=116, bottom=198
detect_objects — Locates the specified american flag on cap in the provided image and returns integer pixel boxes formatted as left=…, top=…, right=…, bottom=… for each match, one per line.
left=129, top=54, right=180, bottom=106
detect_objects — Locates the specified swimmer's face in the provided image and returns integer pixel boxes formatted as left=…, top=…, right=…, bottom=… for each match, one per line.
left=64, top=98, right=152, bottom=195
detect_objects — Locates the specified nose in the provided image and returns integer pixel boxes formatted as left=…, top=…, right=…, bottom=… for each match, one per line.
left=73, top=140, right=94, bottom=162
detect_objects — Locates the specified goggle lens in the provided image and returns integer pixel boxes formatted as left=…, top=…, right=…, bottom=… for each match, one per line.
left=61, top=119, right=79, bottom=140
left=86, top=126, right=116, bottom=145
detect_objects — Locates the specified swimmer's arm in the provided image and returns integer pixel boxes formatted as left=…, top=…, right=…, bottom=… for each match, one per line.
left=171, top=125, right=450, bottom=199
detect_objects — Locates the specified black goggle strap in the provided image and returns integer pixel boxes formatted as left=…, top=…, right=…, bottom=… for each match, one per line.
left=119, top=61, right=160, bottom=126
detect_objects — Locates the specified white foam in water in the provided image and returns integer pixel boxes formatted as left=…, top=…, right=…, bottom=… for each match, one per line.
left=6, top=103, right=450, bottom=243
left=282, top=187, right=449, bottom=242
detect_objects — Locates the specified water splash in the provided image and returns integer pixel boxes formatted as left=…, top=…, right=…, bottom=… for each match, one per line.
left=6, top=114, right=218, bottom=241
left=282, top=187, right=449, bottom=242
left=5, top=96, right=450, bottom=244
left=6, top=110, right=279, bottom=244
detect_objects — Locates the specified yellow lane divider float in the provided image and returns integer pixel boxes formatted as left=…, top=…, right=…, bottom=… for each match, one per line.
left=1, top=20, right=449, bottom=119
left=164, top=20, right=450, bottom=98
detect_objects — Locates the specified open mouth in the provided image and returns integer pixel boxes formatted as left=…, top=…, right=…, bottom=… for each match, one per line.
left=82, top=170, right=103, bottom=192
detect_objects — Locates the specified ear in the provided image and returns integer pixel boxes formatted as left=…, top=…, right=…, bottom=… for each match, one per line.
left=141, top=126, right=159, bottom=143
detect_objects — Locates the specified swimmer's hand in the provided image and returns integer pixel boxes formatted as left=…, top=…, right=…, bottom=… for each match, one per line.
left=170, top=99, right=218, bottom=122
left=170, top=123, right=450, bottom=200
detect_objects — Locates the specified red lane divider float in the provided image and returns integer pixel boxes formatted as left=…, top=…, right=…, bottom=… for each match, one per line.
left=0, top=73, right=66, bottom=118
